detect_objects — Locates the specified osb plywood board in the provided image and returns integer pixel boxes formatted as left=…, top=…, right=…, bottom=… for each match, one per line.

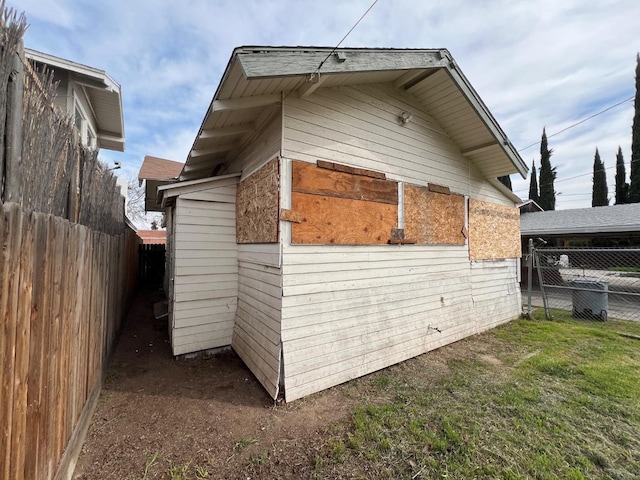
left=236, top=158, right=279, bottom=243
left=404, top=184, right=465, bottom=245
left=291, top=192, right=397, bottom=244
left=469, top=199, right=521, bottom=260
left=292, top=161, right=397, bottom=205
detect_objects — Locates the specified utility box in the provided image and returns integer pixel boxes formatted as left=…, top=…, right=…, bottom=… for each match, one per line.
left=569, top=277, right=608, bottom=321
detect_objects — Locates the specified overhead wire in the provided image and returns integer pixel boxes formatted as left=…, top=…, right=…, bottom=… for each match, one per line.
left=517, top=95, right=634, bottom=153
left=514, top=163, right=619, bottom=195
left=315, top=0, right=381, bottom=75
left=512, top=94, right=635, bottom=199
left=281, top=0, right=381, bottom=104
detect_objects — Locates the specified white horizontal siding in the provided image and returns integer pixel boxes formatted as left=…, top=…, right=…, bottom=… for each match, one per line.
left=226, top=107, right=282, bottom=175
left=470, top=259, right=521, bottom=332
left=280, top=244, right=520, bottom=402
left=282, top=83, right=512, bottom=205
left=231, top=230, right=283, bottom=399
left=172, top=189, right=238, bottom=356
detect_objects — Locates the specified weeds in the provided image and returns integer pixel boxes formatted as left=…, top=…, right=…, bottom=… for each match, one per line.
left=234, top=438, right=258, bottom=451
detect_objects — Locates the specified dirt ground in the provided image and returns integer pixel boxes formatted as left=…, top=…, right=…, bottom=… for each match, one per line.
left=72, top=289, right=498, bottom=480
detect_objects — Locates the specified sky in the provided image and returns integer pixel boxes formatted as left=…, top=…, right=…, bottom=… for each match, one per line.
left=11, top=0, right=640, bottom=215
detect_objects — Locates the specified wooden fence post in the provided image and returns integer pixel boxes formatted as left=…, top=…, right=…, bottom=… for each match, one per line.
left=4, top=39, right=24, bottom=202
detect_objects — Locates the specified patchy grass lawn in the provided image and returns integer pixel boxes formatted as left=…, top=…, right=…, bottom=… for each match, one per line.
left=309, top=310, right=640, bottom=480
left=77, top=301, right=640, bottom=480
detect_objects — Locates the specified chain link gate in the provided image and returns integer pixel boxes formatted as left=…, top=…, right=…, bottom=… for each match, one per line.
left=526, top=244, right=640, bottom=322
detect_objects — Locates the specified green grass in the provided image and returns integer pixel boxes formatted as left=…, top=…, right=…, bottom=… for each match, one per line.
left=313, top=309, right=640, bottom=479
left=610, top=266, right=640, bottom=273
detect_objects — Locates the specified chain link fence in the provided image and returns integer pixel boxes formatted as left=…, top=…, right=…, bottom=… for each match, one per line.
left=525, top=246, right=640, bottom=322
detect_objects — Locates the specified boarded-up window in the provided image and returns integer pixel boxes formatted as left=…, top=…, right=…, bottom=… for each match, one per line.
left=291, top=161, right=397, bottom=245
left=404, top=184, right=465, bottom=245
left=468, top=199, right=521, bottom=260
left=236, top=158, right=279, bottom=243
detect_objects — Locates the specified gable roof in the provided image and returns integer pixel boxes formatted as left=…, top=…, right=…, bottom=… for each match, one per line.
left=180, top=46, right=527, bottom=183
left=521, top=203, right=640, bottom=236
left=138, top=156, right=184, bottom=182
left=25, top=48, right=125, bottom=152
left=137, top=156, right=185, bottom=212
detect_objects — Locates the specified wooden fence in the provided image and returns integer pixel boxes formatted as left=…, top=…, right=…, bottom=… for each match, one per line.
left=0, top=202, right=138, bottom=480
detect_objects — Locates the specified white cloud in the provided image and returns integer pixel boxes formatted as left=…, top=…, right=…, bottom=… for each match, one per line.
left=11, top=0, right=640, bottom=210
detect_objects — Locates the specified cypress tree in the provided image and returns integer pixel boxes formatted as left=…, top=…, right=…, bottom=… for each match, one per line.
left=538, top=128, right=556, bottom=210
left=615, top=146, right=629, bottom=204
left=592, top=148, right=609, bottom=207
left=630, top=53, right=640, bottom=202
left=528, top=160, right=540, bottom=204
left=498, top=175, right=512, bottom=190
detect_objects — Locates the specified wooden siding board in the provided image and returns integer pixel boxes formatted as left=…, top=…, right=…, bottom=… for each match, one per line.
left=285, top=98, right=458, bottom=162
left=283, top=83, right=510, bottom=205
left=280, top=238, right=519, bottom=402
left=231, top=247, right=283, bottom=400
left=172, top=195, right=238, bottom=355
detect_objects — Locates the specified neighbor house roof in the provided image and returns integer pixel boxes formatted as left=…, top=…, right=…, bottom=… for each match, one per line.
left=138, top=156, right=185, bottom=212
left=180, top=46, right=527, bottom=183
left=137, top=230, right=166, bottom=245
left=518, top=199, right=544, bottom=213
left=25, top=48, right=125, bottom=152
left=138, top=156, right=185, bottom=182
left=520, top=203, right=640, bottom=236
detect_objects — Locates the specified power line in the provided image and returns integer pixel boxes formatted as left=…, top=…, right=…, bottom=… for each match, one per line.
left=315, top=0, right=381, bottom=74
left=514, top=163, right=618, bottom=194
left=518, top=95, right=634, bottom=153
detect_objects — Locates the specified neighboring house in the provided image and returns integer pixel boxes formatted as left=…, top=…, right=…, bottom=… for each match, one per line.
left=521, top=203, right=640, bottom=247
left=137, top=230, right=167, bottom=245
left=518, top=199, right=543, bottom=214
left=155, top=46, right=528, bottom=402
left=25, top=48, right=125, bottom=151
left=138, top=155, right=184, bottom=212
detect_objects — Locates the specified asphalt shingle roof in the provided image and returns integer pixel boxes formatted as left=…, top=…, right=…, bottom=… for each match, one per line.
left=138, top=156, right=183, bottom=181
left=520, top=203, right=640, bottom=236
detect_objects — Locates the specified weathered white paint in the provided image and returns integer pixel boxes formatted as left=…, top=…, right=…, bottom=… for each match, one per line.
left=171, top=182, right=238, bottom=356
left=280, top=243, right=520, bottom=401
left=282, top=84, right=511, bottom=206
left=165, top=78, right=522, bottom=402
left=278, top=85, right=522, bottom=401
left=232, top=241, right=282, bottom=399
left=226, top=106, right=282, bottom=176
left=228, top=121, right=284, bottom=399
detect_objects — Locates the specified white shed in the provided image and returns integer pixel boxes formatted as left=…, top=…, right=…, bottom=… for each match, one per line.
left=157, top=46, right=528, bottom=402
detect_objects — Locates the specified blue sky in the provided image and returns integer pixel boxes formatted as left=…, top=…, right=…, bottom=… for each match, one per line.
left=12, top=0, right=640, bottom=211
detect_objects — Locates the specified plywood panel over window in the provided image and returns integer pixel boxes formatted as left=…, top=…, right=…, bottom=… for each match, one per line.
left=404, top=184, right=465, bottom=245
left=468, top=199, right=521, bottom=260
left=236, top=158, right=279, bottom=243
left=290, top=160, right=398, bottom=245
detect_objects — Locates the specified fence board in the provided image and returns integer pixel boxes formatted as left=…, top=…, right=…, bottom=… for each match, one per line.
left=0, top=202, right=139, bottom=479
left=24, top=213, right=48, bottom=480
left=11, top=208, right=34, bottom=480
left=0, top=203, right=21, bottom=480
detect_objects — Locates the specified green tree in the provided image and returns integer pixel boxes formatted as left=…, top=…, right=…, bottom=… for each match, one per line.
left=630, top=53, right=640, bottom=202
left=498, top=175, right=512, bottom=190
left=592, top=148, right=608, bottom=207
left=615, top=146, right=629, bottom=204
left=528, top=160, right=540, bottom=204
left=538, top=128, right=556, bottom=210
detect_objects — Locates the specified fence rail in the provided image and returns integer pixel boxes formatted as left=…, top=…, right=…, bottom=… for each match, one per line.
left=0, top=202, right=138, bottom=480
left=528, top=246, right=640, bottom=322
